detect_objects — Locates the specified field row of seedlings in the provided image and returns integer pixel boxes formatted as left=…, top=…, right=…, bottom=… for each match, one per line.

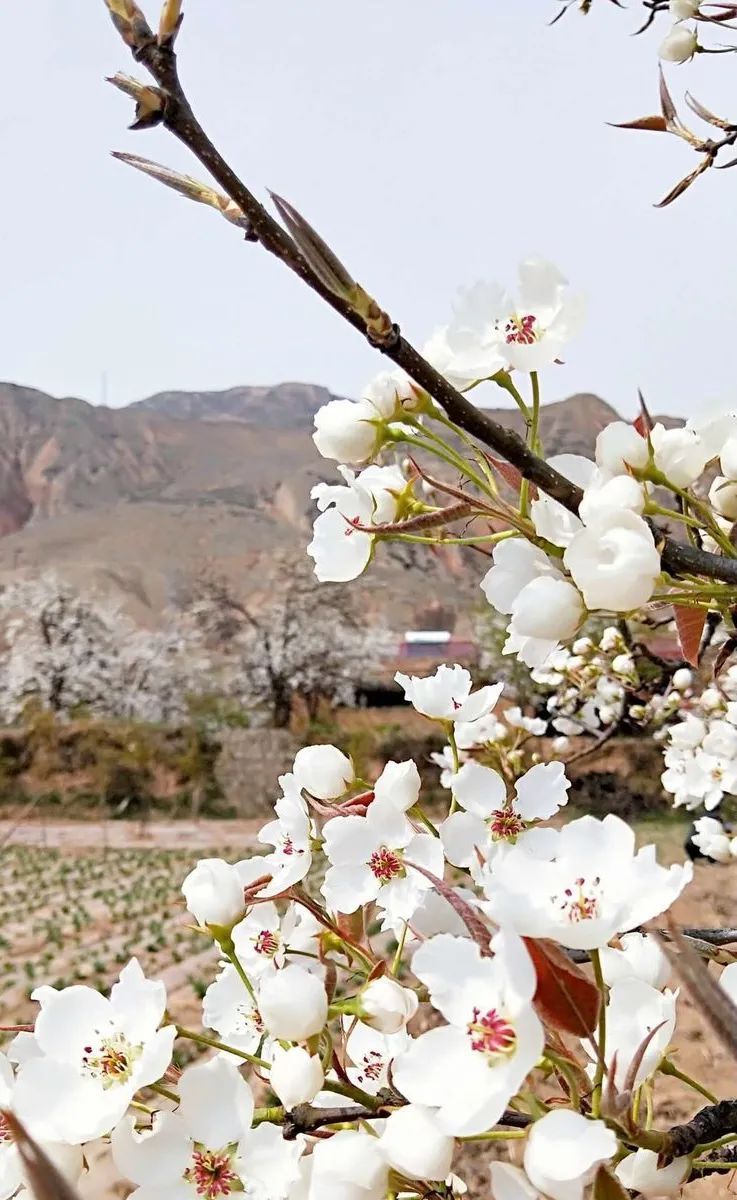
left=0, top=843, right=235, bottom=1037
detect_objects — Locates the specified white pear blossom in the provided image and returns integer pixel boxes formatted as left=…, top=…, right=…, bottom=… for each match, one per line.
left=709, top=475, right=737, bottom=520
left=691, top=815, right=735, bottom=862
left=0, top=1055, right=81, bottom=1200
left=395, top=664, right=503, bottom=723
left=650, top=423, right=710, bottom=486
left=523, top=1110, right=617, bottom=1200
left=258, top=966, right=328, bottom=1042
left=181, top=859, right=248, bottom=930
left=599, top=932, right=671, bottom=991
left=231, top=901, right=318, bottom=981
left=202, top=964, right=271, bottom=1057
left=589, top=979, right=677, bottom=1090
left=112, top=1057, right=304, bottom=1200
left=426, top=261, right=583, bottom=383
left=257, top=774, right=314, bottom=897
left=616, top=1149, right=690, bottom=1197
left=312, top=398, right=383, bottom=465
left=370, top=758, right=421, bottom=818
left=344, top=1019, right=411, bottom=1095
left=293, top=744, right=354, bottom=800
left=564, top=510, right=660, bottom=611
left=269, top=1046, right=324, bottom=1110
left=13, top=960, right=176, bottom=1144
left=595, top=422, right=649, bottom=476
left=393, top=931, right=543, bottom=1135
left=579, top=474, right=645, bottom=524
left=481, top=814, right=692, bottom=950
left=659, top=23, right=699, bottom=61
left=308, top=1130, right=388, bottom=1200
left=308, top=464, right=405, bottom=583
left=379, top=1105, right=455, bottom=1182
left=671, top=0, right=700, bottom=16
left=360, top=977, right=419, bottom=1033
left=480, top=540, right=577, bottom=667
left=530, top=455, right=595, bottom=549
left=441, top=760, right=569, bottom=869
left=321, top=803, right=444, bottom=929
left=507, top=576, right=584, bottom=643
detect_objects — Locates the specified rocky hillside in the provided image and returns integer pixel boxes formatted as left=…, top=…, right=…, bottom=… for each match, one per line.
left=0, top=381, right=658, bottom=627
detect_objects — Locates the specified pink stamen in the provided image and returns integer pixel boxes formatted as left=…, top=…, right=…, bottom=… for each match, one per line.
left=368, top=845, right=404, bottom=883
left=505, top=313, right=538, bottom=345
left=188, top=1150, right=238, bottom=1199
left=467, top=1007, right=517, bottom=1059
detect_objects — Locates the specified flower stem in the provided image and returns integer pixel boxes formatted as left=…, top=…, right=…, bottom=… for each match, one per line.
left=659, top=1059, right=718, bottom=1105
left=149, top=1081, right=179, bottom=1104
left=391, top=922, right=409, bottom=976
left=176, top=1026, right=270, bottom=1069
left=590, top=949, right=607, bottom=1118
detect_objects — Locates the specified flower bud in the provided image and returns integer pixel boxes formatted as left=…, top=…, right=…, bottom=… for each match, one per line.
left=380, top=1105, right=455, bottom=1181
left=181, top=859, right=245, bottom=929
left=313, top=398, right=381, bottom=465
left=659, top=24, right=698, bottom=62
left=671, top=667, right=693, bottom=692
left=269, top=1045, right=324, bottom=1109
left=259, top=966, right=328, bottom=1041
left=293, top=745, right=354, bottom=800
left=524, top=1110, right=618, bottom=1200
left=595, top=422, right=648, bottom=476
left=572, top=637, right=593, bottom=656
left=709, top=475, right=737, bottom=520
left=651, top=424, right=709, bottom=485
left=360, top=977, right=418, bottom=1033
left=611, top=654, right=635, bottom=677
left=670, top=0, right=700, bottom=18
left=616, top=1149, right=689, bottom=1196
left=509, top=577, right=585, bottom=641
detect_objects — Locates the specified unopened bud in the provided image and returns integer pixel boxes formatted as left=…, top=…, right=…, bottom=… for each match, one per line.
left=104, top=0, right=154, bottom=51
left=659, top=24, right=698, bottom=63
left=158, top=0, right=183, bottom=44
left=111, top=152, right=254, bottom=235
left=107, top=73, right=164, bottom=129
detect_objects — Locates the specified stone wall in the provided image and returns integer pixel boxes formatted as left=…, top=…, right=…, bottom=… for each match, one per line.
left=215, top=728, right=300, bottom=817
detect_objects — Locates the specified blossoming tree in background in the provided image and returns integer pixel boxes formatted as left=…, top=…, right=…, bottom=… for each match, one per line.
left=0, top=574, right=210, bottom=725
left=185, top=559, right=392, bottom=727
left=8, top=2, right=737, bottom=1198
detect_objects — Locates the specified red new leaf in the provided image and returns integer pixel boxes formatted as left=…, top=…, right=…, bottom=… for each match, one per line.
left=523, top=937, right=600, bottom=1037
left=673, top=606, right=706, bottom=666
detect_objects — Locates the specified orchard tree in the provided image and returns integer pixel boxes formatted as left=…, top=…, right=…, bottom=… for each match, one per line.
left=187, top=561, right=392, bottom=726
left=0, top=573, right=208, bottom=725
left=12, top=5, right=737, bottom=1200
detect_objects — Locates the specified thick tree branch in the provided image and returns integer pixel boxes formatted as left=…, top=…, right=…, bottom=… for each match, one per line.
left=105, top=8, right=737, bottom=587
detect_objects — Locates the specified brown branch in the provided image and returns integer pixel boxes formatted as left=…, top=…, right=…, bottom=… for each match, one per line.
left=102, top=4, right=737, bottom=588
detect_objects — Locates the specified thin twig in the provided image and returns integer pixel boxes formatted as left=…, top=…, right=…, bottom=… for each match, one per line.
left=101, top=8, right=737, bottom=588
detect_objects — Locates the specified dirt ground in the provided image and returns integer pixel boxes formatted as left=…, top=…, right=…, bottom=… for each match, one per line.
left=2, top=819, right=737, bottom=1198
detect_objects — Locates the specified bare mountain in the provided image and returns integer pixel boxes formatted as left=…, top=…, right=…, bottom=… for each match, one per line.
left=0, top=381, right=661, bottom=626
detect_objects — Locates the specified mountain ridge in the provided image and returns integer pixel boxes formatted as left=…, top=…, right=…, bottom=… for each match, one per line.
left=0, top=381, right=670, bottom=627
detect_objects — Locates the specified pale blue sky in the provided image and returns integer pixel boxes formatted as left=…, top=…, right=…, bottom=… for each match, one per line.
left=2, top=1, right=735, bottom=416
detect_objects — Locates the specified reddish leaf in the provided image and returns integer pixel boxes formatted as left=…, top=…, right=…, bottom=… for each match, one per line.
left=486, top=456, right=538, bottom=501
left=609, top=116, right=668, bottom=132
left=406, top=860, right=492, bottom=955
left=673, top=606, right=707, bottom=666
left=523, top=937, right=601, bottom=1037
left=714, top=635, right=737, bottom=680
left=635, top=388, right=653, bottom=436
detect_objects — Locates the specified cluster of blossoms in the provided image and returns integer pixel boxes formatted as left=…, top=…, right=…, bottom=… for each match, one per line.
left=661, top=662, right=737, bottom=811
left=0, top=662, right=711, bottom=1200
left=307, top=259, right=737, bottom=682
left=531, top=627, right=691, bottom=744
